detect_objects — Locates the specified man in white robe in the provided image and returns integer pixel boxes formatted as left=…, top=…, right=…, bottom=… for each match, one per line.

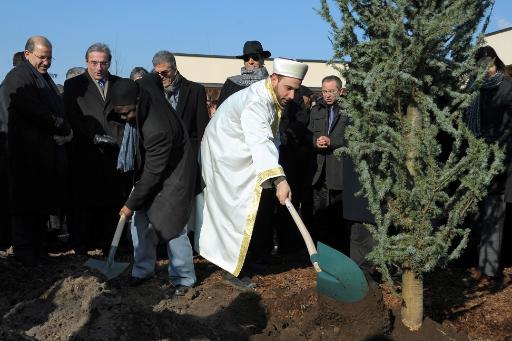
left=196, top=58, right=308, bottom=281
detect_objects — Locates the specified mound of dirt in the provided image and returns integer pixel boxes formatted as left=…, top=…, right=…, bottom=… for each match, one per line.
left=1, top=248, right=510, bottom=340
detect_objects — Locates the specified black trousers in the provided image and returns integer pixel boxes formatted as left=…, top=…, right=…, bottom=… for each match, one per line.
left=11, top=214, right=48, bottom=263
left=312, top=180, right=347, bottom=254
left=70, top=205, right=119, bottom=254
left=247, top=189, right=276, bottom=261
left=0, top=133, right=10, bottom=249
left=349, top=221, right=375, bottom=274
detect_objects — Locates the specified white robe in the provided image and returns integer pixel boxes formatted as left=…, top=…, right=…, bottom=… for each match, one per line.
left=196, top=78, right=284, bottom=276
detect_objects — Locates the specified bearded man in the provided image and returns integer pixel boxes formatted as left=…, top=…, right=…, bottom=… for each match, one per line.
left=196, top=58, right=308, bottom=288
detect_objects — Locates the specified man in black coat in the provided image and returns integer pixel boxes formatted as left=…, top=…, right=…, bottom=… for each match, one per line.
left=2, top=36, right=72, bottom=266
left=152, top=50, right=208, bottom=155
left=465, top=46, right=512, bottom=282
left=216, top=41, right=271, bottom=107
left=0, top=51, right=25, bottom=249
left=112, top=76, right=197, bottom=295
left=152, top=50, right=208, bottom=256
left=308, top=75, right=348, bottom=253
left=64, top=43, right=130, bottom=254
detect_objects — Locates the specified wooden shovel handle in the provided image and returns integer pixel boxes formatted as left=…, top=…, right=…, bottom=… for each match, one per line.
left=111, top=214, right=127, bottom=248
left=285, top=199, right=322, bottom=273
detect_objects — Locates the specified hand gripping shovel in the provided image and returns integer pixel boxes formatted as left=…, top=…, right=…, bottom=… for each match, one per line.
left=85, top=215, right=130, bottom=281
left=285, top=199, right=368, bottom=302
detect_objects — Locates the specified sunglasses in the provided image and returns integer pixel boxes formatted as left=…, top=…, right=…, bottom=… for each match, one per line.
left=154, top=69, right=174, bottom=78
left=243, top=54, right=261, bottom=62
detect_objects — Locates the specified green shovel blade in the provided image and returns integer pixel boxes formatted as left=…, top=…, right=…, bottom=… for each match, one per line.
left=85, top=258, right=130, bottom=281
left=315, top=241, right=369, bottom=303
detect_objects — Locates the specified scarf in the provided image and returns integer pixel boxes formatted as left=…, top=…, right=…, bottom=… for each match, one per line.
left=164, top=72, right=183, bottom=97
left=232, top=66, right=269, bottom=87
left=465, top=72, right=505, bottom=136
left=25, top=60, right=64, bottom=119
left=117, top=122, right=137, bottom=172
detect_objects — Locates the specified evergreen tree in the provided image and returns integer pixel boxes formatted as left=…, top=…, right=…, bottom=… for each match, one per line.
left=320, top=0, right=504, bottom=330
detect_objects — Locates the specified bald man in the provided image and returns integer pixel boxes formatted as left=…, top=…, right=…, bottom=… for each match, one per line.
left=2, top=35, right=72, bottom=266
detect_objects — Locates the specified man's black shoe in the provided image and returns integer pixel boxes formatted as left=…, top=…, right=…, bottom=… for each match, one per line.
left=129, top=275, right=153, bottom=287
left=169, top=284, right=191, bottom=296
left=223, top=272, right=256, bottom=291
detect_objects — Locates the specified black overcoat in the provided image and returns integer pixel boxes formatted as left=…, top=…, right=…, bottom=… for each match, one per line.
left=308, top=99, right=345, bottom=190
left=479, top=76, right=512, bottom=202
left=175, top=77, right=209, bottom=154
left=64, top=72, right=128, bottom=206
left=3, top=60, right=70, bottom=214
left=126, top=75, right=197, bottom=241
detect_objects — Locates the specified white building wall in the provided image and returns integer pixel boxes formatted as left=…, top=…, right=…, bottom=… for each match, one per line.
left=485, top=28, right=512, bottom=65
left=174, top=53, right=345, bottom=90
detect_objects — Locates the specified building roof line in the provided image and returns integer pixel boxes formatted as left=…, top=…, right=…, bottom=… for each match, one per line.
left=173, top=52, right=333, bottom=64
left=485, top=26, right=512, bottom=37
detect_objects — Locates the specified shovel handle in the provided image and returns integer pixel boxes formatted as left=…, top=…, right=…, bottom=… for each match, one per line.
left=111, top=215, right=127, bottom=248
left=285, top=199, right=321, bottom=273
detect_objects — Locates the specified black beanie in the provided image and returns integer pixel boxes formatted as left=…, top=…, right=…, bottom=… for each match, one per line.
left=110, top=78, right=139, bottom=106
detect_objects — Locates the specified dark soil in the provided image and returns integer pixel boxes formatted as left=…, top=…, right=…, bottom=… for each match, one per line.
left=1, top=245, right=511, bottom=340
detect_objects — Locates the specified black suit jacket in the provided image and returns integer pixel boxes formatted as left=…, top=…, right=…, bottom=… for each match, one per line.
left=175, top=76, right=208, bottom=154
left=308, top=100, right=345, bottom=190
left=64, top=72, right=129, bottom=206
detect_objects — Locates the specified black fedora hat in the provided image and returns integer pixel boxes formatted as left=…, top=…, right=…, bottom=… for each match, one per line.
left=236, top=41, right=271, bottom=59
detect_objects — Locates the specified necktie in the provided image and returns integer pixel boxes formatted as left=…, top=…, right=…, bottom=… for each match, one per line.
left=97, top=79, right=105, bottom=96
left=327, top=106, right=335, bottom=134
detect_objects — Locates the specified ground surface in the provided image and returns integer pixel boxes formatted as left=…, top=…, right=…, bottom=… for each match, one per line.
left=0, top=245, right=511, bottom=340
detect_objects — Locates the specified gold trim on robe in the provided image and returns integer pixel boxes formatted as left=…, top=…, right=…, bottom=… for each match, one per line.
left=233, top=166, right=285, bottom=276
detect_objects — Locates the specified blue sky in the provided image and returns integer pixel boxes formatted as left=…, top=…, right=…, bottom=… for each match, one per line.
left=1, top=0, right=511, bottom=85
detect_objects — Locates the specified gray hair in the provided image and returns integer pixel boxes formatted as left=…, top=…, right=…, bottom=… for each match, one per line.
left=152, top=50, right=177, bottom=69
left=25, top=36, right=52, bottom=52
left=85, top=42, right=112, bottom=62
left=66, top=66, right=86, bottom=79
left=130, top=66, right=149, bottom=80
left=322, top=75, right=343, bottom=89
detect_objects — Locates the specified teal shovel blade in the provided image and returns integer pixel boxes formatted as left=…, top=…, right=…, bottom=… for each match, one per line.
left=315, top=241, right=369, bottom=303
left=85, top=257, right=129, bottom=281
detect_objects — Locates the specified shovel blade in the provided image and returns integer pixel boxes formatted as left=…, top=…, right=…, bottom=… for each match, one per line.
left=85, top=258, right=130, bottom=281
left=316, top=242, right=369, bottom=303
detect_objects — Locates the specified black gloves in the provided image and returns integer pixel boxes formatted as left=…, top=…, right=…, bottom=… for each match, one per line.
left=93, top=134, right=117, bottom=146
left=51, top=115, right=71, bottom=136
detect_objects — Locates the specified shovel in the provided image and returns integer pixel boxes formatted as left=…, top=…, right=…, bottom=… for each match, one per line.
left=85, top=214, right=130, bottom=281
left=285, top=199, right=368, bottom=302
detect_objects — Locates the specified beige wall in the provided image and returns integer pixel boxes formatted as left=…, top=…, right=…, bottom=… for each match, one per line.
left=174, top=53, right=345, bottom=90
left=485, top=28, right=512, bottom=65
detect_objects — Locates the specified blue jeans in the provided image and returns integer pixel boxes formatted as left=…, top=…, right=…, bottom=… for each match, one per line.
left=130, top=209, right=196, bottom=287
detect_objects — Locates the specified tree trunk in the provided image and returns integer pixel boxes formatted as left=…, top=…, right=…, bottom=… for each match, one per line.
left=406, top=104, right=422, bottom=176
left=401, top=269, right=423, bottom=331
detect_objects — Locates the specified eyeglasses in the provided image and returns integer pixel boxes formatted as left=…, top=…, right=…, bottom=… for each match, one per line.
left=88, top=60, right=110, bottom=67
left=153, top=69, right=174, bottom=78
left=32, top=52, right=52, bottom=62
left=322, top=89, right=339, bottom=95
left=243, top=54, right=261, bottom=62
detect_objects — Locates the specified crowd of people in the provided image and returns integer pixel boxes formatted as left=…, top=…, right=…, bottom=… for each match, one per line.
left=0, top=35, right=510, bottom=297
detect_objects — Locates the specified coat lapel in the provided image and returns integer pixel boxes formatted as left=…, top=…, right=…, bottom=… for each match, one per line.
left=176, top=79, right=190, bottom=119
left=85, top=72, right=105, bottom=103
left=328, top=106, right=342, bottom=135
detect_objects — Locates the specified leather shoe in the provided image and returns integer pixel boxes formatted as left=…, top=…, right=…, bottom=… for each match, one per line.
left=169, top=284, right=191, bottom=296
left=129, top=275, right=152, bottom=287
left=223, top=272, right=256, bottom=291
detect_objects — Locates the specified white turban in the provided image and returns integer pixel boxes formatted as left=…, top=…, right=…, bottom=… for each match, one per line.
left=272, top=58, right=308, bottom=80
